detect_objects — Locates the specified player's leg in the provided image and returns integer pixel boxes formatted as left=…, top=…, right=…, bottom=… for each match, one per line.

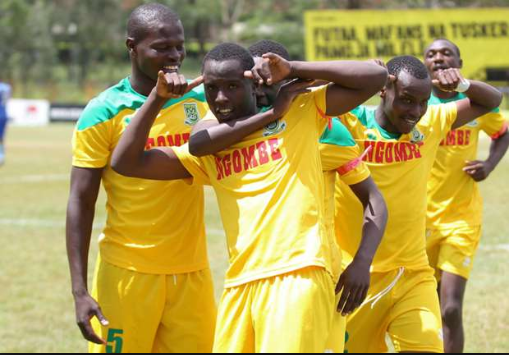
left=251, top=267, right=338, bottom=353
left=435, top=227, right=481, bottom=353
left=152, top=268, right=217, bottom=353
left=439, top=272, right=467, bottom=353
left=344, top=271, right=396, bottom=353
left=89, top=255, right=165, bottom=353
left=212, top=283, right=255, bottom=353
left=0, top=111, right=7, bottom=165
left=388, top=268, right=444, bottom=353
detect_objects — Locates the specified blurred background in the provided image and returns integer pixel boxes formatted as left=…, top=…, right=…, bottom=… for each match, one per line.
left=0, top=0, right=508, bottom=353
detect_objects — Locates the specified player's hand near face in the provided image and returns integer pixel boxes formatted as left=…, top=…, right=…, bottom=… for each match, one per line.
left=74, top=292, right=109, bottom=345
left=272, top=79, right=316, bottom=118
left=432, top=68, right=466, bottom=93
left=155, top=71, right=203, bottom=99
left=246, top=53, right=293, bottom=86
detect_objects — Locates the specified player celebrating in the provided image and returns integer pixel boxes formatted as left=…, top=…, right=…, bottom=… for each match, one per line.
left=66, top=4, right=216, bottom=353
left=111, top=43, right=388, bottom=352
left=335, top=55, right=502, bottom=353
left=424, top=39, right=509, bottom=353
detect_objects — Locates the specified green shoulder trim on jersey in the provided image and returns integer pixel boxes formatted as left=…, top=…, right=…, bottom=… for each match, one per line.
left=320, top=117, right=357, bottom=147
left=429, top=92, right=499, bottom=113
left=350, top=106, right=369, bottom=126
left=77, top=78, right=207, bottom=131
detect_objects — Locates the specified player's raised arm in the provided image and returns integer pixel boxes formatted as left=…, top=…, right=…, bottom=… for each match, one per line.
left=431, top=69, right=503, bottom=130
left=111, top=71, right=201, bottom=180
left=190, top=79, right=316, bottom=157
left=251, top=53, right=389, bottom=117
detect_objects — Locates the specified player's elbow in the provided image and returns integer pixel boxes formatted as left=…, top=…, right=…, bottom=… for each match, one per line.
left=111, top=155, right=135, bottom=178
left=189, top=134, right=212, bottom=157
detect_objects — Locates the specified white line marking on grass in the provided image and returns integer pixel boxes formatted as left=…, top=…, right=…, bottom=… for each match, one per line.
left=0, top=174, right=68, bottom=184
left=0, top=218, right=226, bottom=236
left=0, top=218, right=104, bottom=230
left=480, top=244, right=509, bottom=252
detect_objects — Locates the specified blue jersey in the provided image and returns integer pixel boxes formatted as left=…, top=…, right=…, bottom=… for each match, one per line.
left=0, top=83, right=11, bottom=118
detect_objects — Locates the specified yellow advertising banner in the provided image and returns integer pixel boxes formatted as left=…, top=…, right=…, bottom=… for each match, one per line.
left=305, top=9, right=509, bottom=79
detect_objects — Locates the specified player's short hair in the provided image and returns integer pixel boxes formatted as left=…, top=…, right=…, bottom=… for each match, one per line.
left=387, top=56, right=430, bottom=80
left=127, top=3, right=181, bottom=42
left=202, top=43, right=255, bottom=73
left=429, top=38, right=461, bottom=58
left=249, top=40, right=291, bottom=61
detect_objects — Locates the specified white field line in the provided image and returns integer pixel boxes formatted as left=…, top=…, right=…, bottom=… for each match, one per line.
left=0, top=217, right=226, bottom=236
left=0, top=174, right=69, bottom=184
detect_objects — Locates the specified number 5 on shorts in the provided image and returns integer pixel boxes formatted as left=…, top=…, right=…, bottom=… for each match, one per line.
left=106, top=329, right=124, bottom=353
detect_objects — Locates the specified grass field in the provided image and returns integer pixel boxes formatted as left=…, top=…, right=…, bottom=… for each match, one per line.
left=0, top=121, right=508, bottom=353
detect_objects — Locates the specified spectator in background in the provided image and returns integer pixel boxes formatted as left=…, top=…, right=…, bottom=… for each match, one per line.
left=0, top=79, right=11, bottom=166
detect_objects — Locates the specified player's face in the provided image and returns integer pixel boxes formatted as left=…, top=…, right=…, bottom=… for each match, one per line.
left=382, top=71, right=432, bottom=134
left=424, top=41, right=462, bottom=81
left=203, top=59, right=257, bottom=123
left=130, top=20, right=186, bottom=82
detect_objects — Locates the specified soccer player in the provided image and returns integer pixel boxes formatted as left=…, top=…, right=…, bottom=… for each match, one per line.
left=334, top=55, right=502, bottom=353
left=111, top=43, right=388, bottom=352
left=65, top=4, right=216, bottom=353
left=0, top=79, right=11, bottom=166
left=424, top=39, right=509, bottom=353
left=194, top=39, right=389, bottom=319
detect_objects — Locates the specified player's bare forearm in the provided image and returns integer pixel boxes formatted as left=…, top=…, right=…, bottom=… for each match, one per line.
left=451, top=84, right=502, bottom=130
left=111, top=91, right=191, bottom=180
left=289, top=61, right=388, bottom=116
left=189, top=109, right=279, bottom=157
left=66, top=167, right=102, bottom=296
left=487, top=131, right=509, bottom=171
left=350, top=177, right=388, bottom=265
left=111, top=90, right=166, bottom=176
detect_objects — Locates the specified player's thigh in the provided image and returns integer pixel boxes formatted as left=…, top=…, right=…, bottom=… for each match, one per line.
left=89, top=257, right=165, bottom=353
left=153, top=269, right=217, bottom=353
left=212, top=283, right=255, bottom=353
left=437, top=227, right=481, bottom=280
left=252, top=267, right=337, bottom=353
left=344, top=272, right=395, bottom=353
left=389, top=269, right=444, bottom=353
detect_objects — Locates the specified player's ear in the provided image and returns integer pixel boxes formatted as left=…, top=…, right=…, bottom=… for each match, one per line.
left=459, top=58, right=464, bottom=69
left=380, top=87, right=387, bottom=99
left=126, top=37, right=136, bottom=57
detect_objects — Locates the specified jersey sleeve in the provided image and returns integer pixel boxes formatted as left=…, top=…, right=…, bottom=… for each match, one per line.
left=479, top=109, right=508, bottom=139
left=320, top=118, right=370, bottom=186
left=171, top=143, right=211, bottom=186
left=72, top=100, right=114, bottom=168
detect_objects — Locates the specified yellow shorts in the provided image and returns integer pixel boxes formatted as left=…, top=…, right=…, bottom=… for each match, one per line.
left=89, top=256, right=217, bottom=353
left=345, top=268, right=444, bottom=353
left=213, top=267, right=345, bottom=353
left=427, top=226, right=482, bottom=281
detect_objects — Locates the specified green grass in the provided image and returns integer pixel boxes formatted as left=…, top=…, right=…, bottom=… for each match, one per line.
left=0, top=120, right=508, bottom=352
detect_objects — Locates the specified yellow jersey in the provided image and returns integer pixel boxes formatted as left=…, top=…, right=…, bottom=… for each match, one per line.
left=72, top=77, right=210, bottom=274
left=427, top=93, right=508, bottom=230
left=320, top=117, right=371, bottom=264
left=173, top=86, right=340, bottom=288
left=336, top=103, right=458, bottom=272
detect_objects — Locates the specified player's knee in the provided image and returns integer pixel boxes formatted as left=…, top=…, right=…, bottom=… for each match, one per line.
left=441, top=301, right=462, bottom=326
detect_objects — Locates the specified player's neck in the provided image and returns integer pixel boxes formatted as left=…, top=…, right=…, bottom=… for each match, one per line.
left=129, top=70, right=156, bottom=97
left=432, top=87, right=458, bottom=100
left=375, top=105, right=400, bottom=135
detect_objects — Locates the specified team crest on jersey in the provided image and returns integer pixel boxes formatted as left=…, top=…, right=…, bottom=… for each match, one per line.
left=184, top=103, right=200, bottom=126
left=467, top=120, right=479, bottom=128
left=263, top=119, right=287, bottom=137
left=410, top=127, right=424, bottom=143
left=365, top=129, right=378, bottom=141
